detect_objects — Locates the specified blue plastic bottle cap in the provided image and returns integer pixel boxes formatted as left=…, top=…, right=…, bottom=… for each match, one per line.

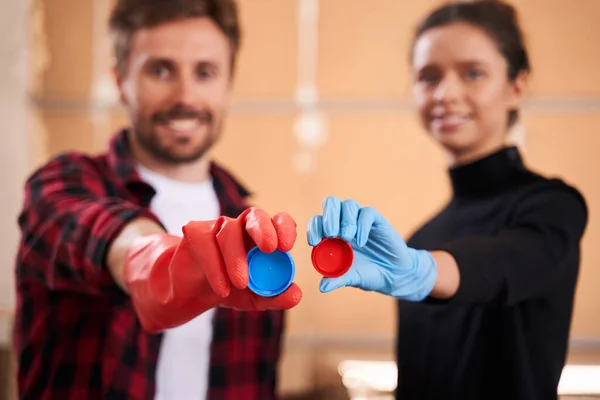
left=246, top=246, right=295, bottom=297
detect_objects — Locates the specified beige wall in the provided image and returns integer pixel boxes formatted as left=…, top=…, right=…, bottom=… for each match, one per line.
left=0, top=0, right=32, bottom=347
left=28, top=0, right=600, bottom=395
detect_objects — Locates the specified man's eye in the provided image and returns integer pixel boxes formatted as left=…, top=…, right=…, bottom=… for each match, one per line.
left=418, top=73, right=440, bottom=85
left=197, top=69, right=215, bottom=80
left=151, top=65, right=170, bottom=78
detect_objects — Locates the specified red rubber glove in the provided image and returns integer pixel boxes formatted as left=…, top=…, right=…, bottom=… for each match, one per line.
left=124, top=207, right=302, bottom=332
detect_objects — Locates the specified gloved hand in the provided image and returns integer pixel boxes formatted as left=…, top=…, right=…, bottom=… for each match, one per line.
left=124, top=207, right=302, bottom=332
left=307, top=196, right=437, bottom=301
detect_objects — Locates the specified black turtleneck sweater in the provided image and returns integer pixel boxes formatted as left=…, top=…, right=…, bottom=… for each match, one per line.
left=395, top=146, right=588, bottom=400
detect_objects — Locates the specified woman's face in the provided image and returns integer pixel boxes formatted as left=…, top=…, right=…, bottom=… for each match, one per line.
left=411, top=22, right=525, bottom=164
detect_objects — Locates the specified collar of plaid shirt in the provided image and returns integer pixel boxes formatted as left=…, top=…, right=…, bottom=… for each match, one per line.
left=107, top=129, right=251, bottom=218
left=14, top=129, right=286, bottom=400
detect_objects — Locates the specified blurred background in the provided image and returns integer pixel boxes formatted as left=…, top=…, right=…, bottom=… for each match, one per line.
left=1, top=0, right=600, bottom=399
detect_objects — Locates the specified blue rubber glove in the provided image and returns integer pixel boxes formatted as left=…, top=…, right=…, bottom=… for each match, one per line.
left=307, top=196, right=438, bottom=301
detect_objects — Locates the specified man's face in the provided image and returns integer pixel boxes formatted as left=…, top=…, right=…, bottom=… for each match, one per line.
left=116, top=17, right=232, bottom=164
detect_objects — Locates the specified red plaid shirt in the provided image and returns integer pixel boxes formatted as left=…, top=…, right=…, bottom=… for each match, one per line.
left=14, top=130, right=285, bottom=400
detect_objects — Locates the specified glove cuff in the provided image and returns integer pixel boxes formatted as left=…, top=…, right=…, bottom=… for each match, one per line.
left=124, top=233, right=180, bottom=293
left=124, top=232, right=214, bottom=332
left=404, top=248, right=438, bottom=302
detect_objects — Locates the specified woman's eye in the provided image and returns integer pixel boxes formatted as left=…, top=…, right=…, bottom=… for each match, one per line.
left=465, top=69, right=483, bottom=80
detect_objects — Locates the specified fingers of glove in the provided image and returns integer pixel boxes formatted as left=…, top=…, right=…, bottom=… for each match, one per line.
left=243, top=207, right=278, bottom=253
left=182, top=221, right=230, bottom=297
left=340, top=199, right=361, bottom=243
left=322, top=196, right=342, bottom=238
left=306, top=215, right=324, bottom=247
left=216, top=217, right=249, bottom=290
left=319, top=269, right=362, bottom=293
left=251, top=283, right=303, bottom=310
left=271, top=212, right=297, bottom=252
left=356, top=206, right=381, bottom=247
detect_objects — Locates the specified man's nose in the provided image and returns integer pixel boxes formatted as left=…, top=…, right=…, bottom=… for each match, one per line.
left=172, top=74, right=198, bottom=104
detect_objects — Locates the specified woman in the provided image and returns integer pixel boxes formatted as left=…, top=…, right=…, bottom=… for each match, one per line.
left=307, top=1, right=588, bottom=399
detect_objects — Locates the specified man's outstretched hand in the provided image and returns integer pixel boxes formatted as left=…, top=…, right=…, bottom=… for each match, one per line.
left=124, top=207, right=302, bottom=332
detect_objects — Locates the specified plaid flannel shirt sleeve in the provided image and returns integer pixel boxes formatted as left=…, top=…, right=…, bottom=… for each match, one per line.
left=16, top=153, right=160, bottom=295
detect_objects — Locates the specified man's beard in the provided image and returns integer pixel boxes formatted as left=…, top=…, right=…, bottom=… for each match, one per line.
left=133, top=103, right=219, bottom=164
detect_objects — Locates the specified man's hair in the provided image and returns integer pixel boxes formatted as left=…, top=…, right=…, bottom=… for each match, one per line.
left=109, top=0, right=241, bottom=75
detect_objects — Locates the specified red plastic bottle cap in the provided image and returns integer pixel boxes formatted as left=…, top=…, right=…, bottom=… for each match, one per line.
left=311, top=237, right=354, bottom=278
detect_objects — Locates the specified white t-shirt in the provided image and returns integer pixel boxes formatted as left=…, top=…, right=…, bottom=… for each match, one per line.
left=137, top=164, right=220, bottom=400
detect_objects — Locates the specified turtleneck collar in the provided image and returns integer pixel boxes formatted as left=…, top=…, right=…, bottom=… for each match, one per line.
left=449, top=146, right=527, bottom=197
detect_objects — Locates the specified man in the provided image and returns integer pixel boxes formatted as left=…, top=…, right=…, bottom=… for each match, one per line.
left=14, top=1, right=302, bottom=399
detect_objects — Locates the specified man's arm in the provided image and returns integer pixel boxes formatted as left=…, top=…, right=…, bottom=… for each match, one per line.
left=17, top=153, right=303, bottom=332
left=16, top=153, right=162, bottom=295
